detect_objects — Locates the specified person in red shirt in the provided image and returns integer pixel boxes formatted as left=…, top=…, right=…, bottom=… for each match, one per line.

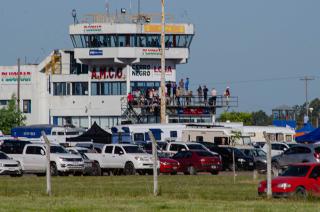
left=127, top=92, right=134, bottom=107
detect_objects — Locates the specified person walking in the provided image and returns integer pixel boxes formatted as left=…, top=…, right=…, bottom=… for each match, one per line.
left=203, top=85, right=208, bottom=105
left=197, top=85, right=203, bottom=104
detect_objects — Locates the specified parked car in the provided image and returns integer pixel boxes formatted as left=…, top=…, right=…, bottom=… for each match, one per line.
left=272, top=144, right=320, bottom=173
left=85, top=144, right=158, bottom=175
left=158, top=152, right=179, bottom=175
left=0, top=151, right=22, bottom=177
left=203, top=145, right=254, bottom=171
left=67, top=147, right=100, bottom=176
left=258, top=163, right=320, bottom=197
left=239, top=147, right=267, bottom=173
left=7, top=144, right=84, bottom=176
left=171, top=150, right=222, bottom=175
left=262, top=142, right=290, bottom=157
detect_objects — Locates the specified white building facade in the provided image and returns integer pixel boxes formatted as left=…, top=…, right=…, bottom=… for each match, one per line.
left=0, top=14, right=195, bottom=129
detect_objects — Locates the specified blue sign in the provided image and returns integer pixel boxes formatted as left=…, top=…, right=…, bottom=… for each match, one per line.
left=89, top=49, right=103, bottom=56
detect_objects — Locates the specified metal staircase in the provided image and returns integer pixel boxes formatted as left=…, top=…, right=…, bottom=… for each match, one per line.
left=120, top=97, right=143, bottom=124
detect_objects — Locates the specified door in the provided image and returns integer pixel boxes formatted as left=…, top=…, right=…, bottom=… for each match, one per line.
left=112, top=146, right=125, bottom=168
left=308, top=165, right=320, bottom=194
left=168, top=143, right=186, bottom=156
left=279, top=147, right=300, bottom=167
left=24, top=146, right=46, bottom=172
left=102, top=145, right=114, bottom=168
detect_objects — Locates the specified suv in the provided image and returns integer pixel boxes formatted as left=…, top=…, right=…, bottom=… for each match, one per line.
left=0, top=151, right=22, bottom=177
left=262, top=142, right=289, bottom=157
left=239, top=147, right=267, bottom=173
left=171, top=150, right=222, bottom=175
left=272, top=144, right=320, bottom=172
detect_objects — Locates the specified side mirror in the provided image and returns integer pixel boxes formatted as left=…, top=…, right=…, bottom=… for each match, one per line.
left=283, top=148, right=288, bottom=151
left=40, top=149, right=45, bottom=156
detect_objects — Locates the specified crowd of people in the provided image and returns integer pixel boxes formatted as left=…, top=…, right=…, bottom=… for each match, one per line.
left=127, top=78, right=232, bottom=109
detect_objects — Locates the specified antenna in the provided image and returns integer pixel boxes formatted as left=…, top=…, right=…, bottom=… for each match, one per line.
left=105, top=0, right=110, bottom=17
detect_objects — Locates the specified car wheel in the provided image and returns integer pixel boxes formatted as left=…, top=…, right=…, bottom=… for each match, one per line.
left=188, top=166, right=197, bottom=175
left=92, top=162, right=102, bottom=176
left=124, top=162, right=136, bottom=175
left=10, top=173, right=23, bottom=177
left=138, top=170, right=146, bottom=175
left=50, top=162, right=58, bottom=176
left=171, top=171, right=177, bottom=175
left=211, top=170, right=219, bottom=175
left=295, top=186, right=307, bottom=198
left=36, top=173, right=46, bottom=177
left=73, top=172, right=82, bottom=176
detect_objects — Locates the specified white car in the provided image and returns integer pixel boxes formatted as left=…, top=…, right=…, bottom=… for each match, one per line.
left=0, top=151, right=22, bottom=177
left=262, top=142, right=290, bottom=157
left=164, top=142, right=216, bottom=157
left=85, top=144, right=159, bottom=175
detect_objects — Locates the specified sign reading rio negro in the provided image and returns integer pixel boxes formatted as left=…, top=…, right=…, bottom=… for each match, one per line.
left=91, top=66, right=124, bottom=80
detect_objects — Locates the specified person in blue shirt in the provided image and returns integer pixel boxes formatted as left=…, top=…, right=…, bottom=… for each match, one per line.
left=185, top=77, right=189, bottom=91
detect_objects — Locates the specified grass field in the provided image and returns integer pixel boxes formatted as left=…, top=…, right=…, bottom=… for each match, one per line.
left=0, top=173, right=319, bottom=212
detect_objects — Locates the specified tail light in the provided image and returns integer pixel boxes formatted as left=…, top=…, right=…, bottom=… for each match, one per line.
left=314, top=153, right=320, bottom=159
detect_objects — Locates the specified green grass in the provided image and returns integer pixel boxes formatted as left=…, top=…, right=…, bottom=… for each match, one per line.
left=0, top=174, right=319, bottom=211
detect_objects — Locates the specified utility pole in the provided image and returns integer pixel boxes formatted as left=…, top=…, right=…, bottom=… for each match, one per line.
left=148, top=131, right=159, bottom=196
left=263, top=131, right=272, bottom=199
left=160, top=0, right=166, bottom=124
left=41, top=131, right=52, bottom=196
left=300, top=76, right=315, bottom=119
left=17, top=58, right=21, bottom=116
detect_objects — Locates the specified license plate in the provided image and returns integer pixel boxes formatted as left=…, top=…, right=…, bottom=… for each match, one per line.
left=249, top=162, right=254, bottom=166
left=9, top=168, right=16, bottom=171
left=211, top=165, right=216, bottom=169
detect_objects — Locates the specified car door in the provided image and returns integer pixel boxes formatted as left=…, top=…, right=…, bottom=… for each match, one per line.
left=278, top=147, right=299, bottom=167
left=112, top=146, right=125, bottom=168
left=172, top=151, right=186, bottom=171
left=102, top=145, right=114, bottom=168
left=168, top=144, right=186, bottom=156
left=24, top=146, right=46, bottom=171
left=308, top=166, right=320, bottom=194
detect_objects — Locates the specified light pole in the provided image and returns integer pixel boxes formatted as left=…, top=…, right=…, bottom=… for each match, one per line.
left=309, top=107, right=314, bottom=126
left=300, top=76, right=314, bottom=120
left=160, top=0, right=166, bottom=123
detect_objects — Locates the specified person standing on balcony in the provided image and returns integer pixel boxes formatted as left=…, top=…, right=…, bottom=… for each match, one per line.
left=172, top=82, right=177, bottom=105
left=224, top=86, right=230, bottom=106
left=185, top=77, right=189, bottom=92
left=166, top=81, right=172, bottom=105
left=127, top=92, right=134, bottom=108
left=203, top=85, right=208, bottom=105
left=179, top=79, right=184, bottom=96
left=211, top=88, right=217, bottom=106
left=197, top=85, right=203, bottom=104
left=176, top=87, right=181, bottom=106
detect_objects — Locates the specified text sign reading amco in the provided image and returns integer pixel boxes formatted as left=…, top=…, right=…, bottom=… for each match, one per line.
left=91, top=67, right=124, bottom=80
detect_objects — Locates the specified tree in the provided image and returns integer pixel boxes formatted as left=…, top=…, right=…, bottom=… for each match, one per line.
left=219, top=111, right=252, bottom=125
left=251, top=110, right=272, bottom=126
left=0, top=95, right=26, bottom=134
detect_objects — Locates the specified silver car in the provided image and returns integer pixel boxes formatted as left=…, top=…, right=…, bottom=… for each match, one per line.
left=272, top=144, right=320, bottom=171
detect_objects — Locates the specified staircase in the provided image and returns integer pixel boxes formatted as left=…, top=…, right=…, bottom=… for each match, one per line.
left=120, top=97, right=143, bottom=124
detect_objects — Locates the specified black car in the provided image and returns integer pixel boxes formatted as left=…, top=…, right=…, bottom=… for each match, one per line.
left=198, top=142, right=254, bottom=171
left=239, top=148, right=267, bottom=173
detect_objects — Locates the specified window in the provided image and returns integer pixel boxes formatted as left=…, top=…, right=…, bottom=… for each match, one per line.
left=172, top=151, right=186, bottom=159
left=170, top=131, right=177, bottom=138
left=170, top=144, right=185, bottom=151
left=23, top=100, right=31, bottom=113
left=134, top=133, right=145, bottom=142
left=26, top=146, right=44, bottom=155
left=0, top=140, right=30, bottom=154
left=309, top=166, right=320, bottom=179
left=114, top=146, right=123, bottom=154
left=195, top=136, right=203, bottom=142
left=72, top=82, right=88, bottom=95
left=53, top=82, right=68, bottom=95
left=0, top=100, right=8, bottom=106
left=105, top=146, right=113, bottom=154
left=91, top=82, right=126, bottom=96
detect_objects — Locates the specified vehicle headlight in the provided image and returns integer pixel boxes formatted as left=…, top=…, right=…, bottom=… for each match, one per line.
left=277, top=183, right=291, bottom=189
left=161, top=161, right=169, bottom=165
left=59, top=158, right=68, bottom=162
left=238, top=158, right=246, bottom=163
left=134, top=156, right=147, bottom=161
left=258, top=182, right=262, bottom=188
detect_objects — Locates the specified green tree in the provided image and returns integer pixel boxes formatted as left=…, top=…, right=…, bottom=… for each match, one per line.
left=0, top=95, right=26, bottom=134
left=219, top=111, right=252, bottom=125
left=251, top=110, right=272, bottom=126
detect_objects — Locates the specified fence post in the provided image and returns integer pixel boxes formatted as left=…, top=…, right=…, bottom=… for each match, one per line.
left=41, top=131, right=51, bottom=196
left=148, top=131, right=159, bottom=196
left=263, top=131, right=272, bottom=199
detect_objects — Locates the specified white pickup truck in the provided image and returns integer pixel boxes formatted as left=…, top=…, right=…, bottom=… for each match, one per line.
left=85, top=144, right=158, bottom=175
left=9, top=144, right=84, bottom=176
left=163, top=142, right=213, bottom=157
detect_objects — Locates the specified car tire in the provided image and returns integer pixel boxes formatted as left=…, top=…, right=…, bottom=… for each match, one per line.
left=171, top=172, right=177, bottom=175
left=10, top=173, right=23, bottom=177
left=93, top=162, right=102, bottom=176
left=138, top=170, right=146, bottom=175
left=50, top=162, right=58, bottom=176
left=36, top=173, right=46, bottom=177
left=295, top=186, right=307, bottom=198
left=188, top=166, right=197, bottom=175
left=73, top=172, right=82, bottom=176
left=124, top=162, right=136, bottom=175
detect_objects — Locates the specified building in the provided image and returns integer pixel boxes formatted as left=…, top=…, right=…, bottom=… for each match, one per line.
left=0, top=12, right=237, bottom=129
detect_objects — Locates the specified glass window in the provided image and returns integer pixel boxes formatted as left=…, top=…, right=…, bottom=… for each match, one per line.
left=114, top=146, right=123, bottom=154
left=105, top=146, right=113, bottom=154
left=26, top=146, right=44, bottom=155
left=170, top=131, right=177, bottom=138
left=281, top=165, right=310, bottom=177
left=170, top=144, right=185, bottom=151
left=134, top=133, right=145, bottom=142
left=0, top=100, right=8, bottom=106
left=91, top=82, right=126, bottom=96
left=123, top=146, right=144, bottom=153
left=23, top=100, right=31, bottom=113
left=72, top=82, right=88, bottom=95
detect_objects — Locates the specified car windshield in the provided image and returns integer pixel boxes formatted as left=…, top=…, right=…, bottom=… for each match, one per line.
left=254, top=149, right=266, bottom=157
left=123, top=146, right=144, bottom=154
left=187, top=144, right=206, bottom=150
left=50, top=146, right=69, bottom=154
left=280, top=165, right=310, bottom=177
left=0, top=152, right=9, bottom=159
left=195, top=151, right=214, bottom=157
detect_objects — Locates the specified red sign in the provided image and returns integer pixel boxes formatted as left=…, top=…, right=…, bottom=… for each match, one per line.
left=91, top=67, right=124, bottom=80
left=183, top=108, right=204, bottom=115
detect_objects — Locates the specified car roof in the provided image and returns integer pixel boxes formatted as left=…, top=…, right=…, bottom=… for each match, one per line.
left=288, top=162, right=319, bottom=166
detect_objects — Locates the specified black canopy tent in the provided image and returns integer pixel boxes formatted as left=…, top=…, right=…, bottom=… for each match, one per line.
left=66, top=122, right=112, bottom=144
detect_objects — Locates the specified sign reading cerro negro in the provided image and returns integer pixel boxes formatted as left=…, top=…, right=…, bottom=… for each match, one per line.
left=0, top=71, right=32, bottom=84
left=91, top=67, right=124, bottom=80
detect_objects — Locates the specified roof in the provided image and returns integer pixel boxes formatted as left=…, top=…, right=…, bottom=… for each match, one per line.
left=272, top=105, right=294, bottom=111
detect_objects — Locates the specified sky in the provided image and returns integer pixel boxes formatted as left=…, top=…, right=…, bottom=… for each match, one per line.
left=0, top=0, right=320, bottom=114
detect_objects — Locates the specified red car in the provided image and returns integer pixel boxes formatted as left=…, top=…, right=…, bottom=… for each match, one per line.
left=258, top=163, right=320, bottom=198
left=171, top=150, right=222, bottom=175
left=159, top=157, right=180, bottom=175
